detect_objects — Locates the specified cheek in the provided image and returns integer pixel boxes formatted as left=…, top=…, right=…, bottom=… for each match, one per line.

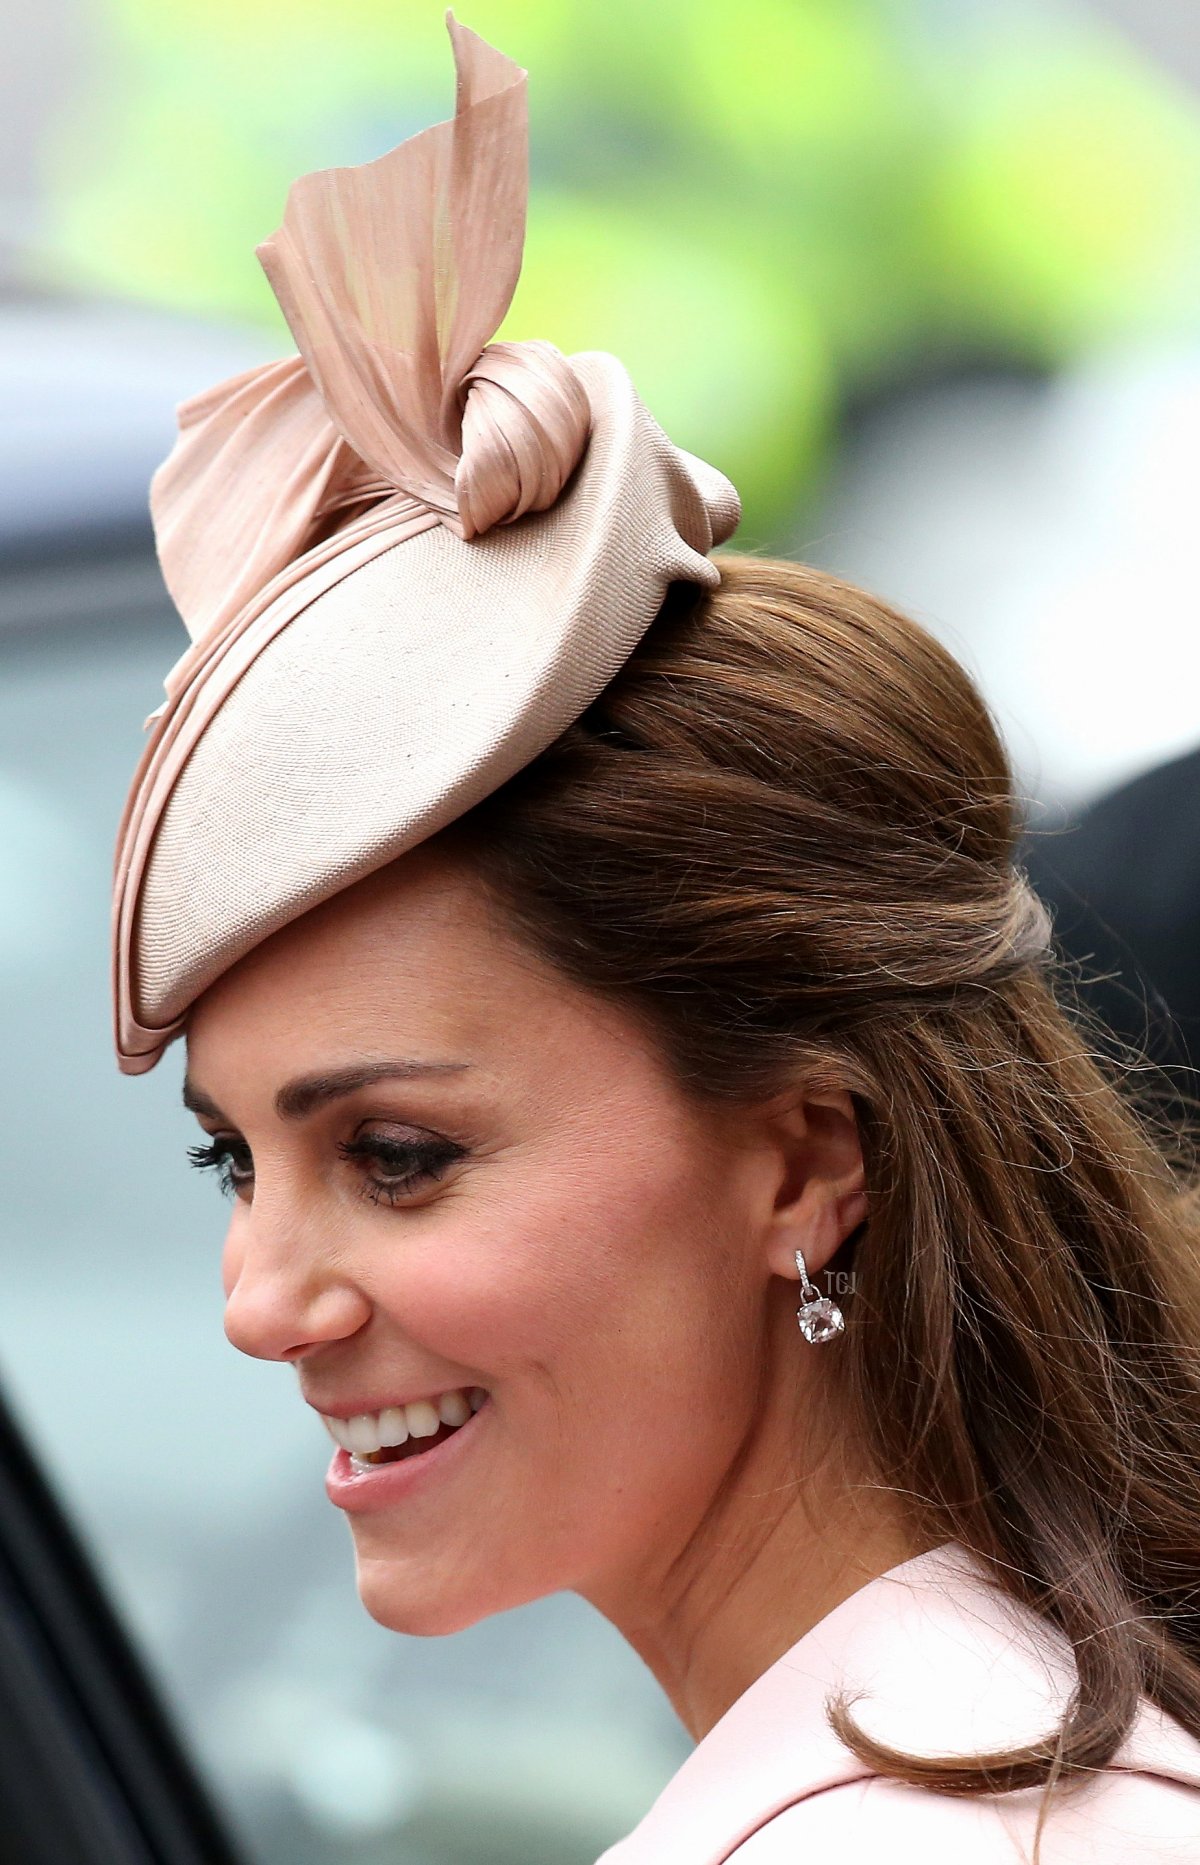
left=365, top=1180, right=606, bottom=1379
left=383, top=1134, right=757, bottom=1433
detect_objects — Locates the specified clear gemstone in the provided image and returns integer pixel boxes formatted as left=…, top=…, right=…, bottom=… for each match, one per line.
left=797, top=1296, right=844, bottom=1344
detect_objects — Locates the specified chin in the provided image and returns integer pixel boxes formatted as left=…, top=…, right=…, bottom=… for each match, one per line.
left=352, top=1550, right=496, bottom=1638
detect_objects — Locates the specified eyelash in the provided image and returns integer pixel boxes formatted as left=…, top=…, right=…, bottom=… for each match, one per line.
left=186, top=1133, right=466, bottom=1207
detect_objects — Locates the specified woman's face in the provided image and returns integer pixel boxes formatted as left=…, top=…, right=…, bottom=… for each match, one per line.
left=185, top=842, right=835, bottom=1638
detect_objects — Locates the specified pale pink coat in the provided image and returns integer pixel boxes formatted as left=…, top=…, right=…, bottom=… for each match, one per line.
left=596, top=1542, right=1200, bottom=1864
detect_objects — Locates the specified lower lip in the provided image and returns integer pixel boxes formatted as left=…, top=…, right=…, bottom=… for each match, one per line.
left=324, top=1399, right=489, bottom=1515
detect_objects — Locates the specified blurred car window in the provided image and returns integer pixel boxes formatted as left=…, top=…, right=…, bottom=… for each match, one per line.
left=0, top=300, right=688, bottom=1865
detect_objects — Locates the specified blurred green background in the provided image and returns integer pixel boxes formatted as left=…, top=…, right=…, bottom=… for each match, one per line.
left=19, top=0, right=1200, bottom=543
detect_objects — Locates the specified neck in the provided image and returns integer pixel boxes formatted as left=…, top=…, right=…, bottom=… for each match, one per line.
left=583, top=1345, right=931, bottom=1742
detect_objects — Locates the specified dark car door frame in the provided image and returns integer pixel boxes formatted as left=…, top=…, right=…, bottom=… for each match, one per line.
left=0, top=1375, right=245, bottom=1865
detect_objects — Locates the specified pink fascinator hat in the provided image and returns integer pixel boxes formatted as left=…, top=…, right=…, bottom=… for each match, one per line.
left=112, top=11, right=741, bottom=1075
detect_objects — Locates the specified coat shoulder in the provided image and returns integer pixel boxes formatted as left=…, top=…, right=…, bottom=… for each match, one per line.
left=725, top=1769, right=1200, bottom=1864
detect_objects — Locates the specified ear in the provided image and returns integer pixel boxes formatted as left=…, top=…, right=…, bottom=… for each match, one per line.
left=757, top=1087, right=867, bottom=1285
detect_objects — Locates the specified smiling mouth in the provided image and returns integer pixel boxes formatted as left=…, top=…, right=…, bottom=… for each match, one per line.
left=323, top=1386, right=488, bottom=1469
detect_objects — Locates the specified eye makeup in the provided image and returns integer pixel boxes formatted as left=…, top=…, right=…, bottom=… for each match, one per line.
left=336, top=1130, right=468, bottom=1204
left=187, top=1126, right=470, bottom=1206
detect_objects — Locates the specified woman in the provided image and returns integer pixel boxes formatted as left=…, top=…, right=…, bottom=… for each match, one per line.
left=112, top=17, right=1200, bottom=1863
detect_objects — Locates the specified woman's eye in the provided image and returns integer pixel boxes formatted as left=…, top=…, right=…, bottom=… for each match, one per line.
left=185, top=1129, right=466, bottom=1208
left=187, top=1135, right=254, bottom=1199
left=336, top=1131, right=467, bottom=1207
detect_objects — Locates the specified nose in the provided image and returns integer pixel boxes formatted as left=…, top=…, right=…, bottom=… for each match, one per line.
left=221, top=1192, right=371, bottom=1364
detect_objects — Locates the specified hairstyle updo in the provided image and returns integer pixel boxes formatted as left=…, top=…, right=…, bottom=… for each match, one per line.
left=451, top=553, right=1200, bottom=1844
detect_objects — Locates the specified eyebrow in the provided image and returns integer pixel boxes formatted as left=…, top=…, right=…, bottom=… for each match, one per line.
left=182, top=1058, right=471, bottom=1125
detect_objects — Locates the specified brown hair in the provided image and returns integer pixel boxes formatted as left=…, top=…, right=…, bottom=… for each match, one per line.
left=455, top=553, right=1200, bottom=1847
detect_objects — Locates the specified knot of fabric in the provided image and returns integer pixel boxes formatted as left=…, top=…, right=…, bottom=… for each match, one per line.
left=456, top=339, right=592, bottom=538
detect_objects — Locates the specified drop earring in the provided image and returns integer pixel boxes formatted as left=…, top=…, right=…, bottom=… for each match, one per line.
left=794, top=1247, right=845, bottom=1344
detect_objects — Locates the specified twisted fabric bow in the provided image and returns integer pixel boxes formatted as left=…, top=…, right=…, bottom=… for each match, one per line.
left=150, top=10, right=591, bottom=699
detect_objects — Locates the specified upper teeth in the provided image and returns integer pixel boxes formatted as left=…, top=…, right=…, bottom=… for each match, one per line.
left=322, top=1386, right=486, bottom=1454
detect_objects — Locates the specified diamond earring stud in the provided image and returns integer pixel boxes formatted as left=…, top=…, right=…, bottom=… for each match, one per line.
left=794, top=1247, right=845, bottom=1345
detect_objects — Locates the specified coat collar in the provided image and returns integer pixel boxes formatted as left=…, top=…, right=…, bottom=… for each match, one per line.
left=597, top=1540, right=1200, bottom=1865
